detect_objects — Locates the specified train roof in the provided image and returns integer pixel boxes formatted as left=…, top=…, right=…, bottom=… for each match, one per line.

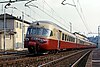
left=31, top=21, right=76, bottom=37
left=30, top=21, right=94, bottom=43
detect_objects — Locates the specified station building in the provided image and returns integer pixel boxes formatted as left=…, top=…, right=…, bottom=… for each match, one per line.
left=0, top=13, right=30, bottom=50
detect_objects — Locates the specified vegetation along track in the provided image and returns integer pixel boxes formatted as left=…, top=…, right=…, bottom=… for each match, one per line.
left=0, top=49, right=93, bottom=67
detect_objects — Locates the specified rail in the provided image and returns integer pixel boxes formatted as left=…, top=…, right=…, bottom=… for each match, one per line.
left=71, top=50, right=91, bottom=67
left=38, top=50, right=88, bottom=67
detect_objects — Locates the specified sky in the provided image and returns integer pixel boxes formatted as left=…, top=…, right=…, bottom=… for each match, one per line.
left=0, top=0, right=100, bottom=37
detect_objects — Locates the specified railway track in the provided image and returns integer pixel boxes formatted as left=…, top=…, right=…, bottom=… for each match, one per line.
left=0, top=49, right=93, bottom=67
left=0, top=50, right=28, bottom=62
left=38, top=49, right=91, bottom=67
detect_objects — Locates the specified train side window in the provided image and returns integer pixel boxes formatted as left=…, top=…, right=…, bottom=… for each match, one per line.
left=50, top=31, right=53, bottom=36
left=62, top=33, right=64, bottom=40
left=70, top=37, right=72, bottom=42
left=66, top=35, right=67, bottom=41
left=69, top=36, right=71, bottom=42
left=65, top=35, right=67, bottom=41
left=67, top=35, right=69, bottom=41
left=71, top=37, right=73, bottom=42
left=73, top=38, right=75, bottom=42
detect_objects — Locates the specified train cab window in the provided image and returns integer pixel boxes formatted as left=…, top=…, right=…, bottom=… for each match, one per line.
left=26, top=27, right=51, bottom=37
left=42, top=29, right=49, bottom=36
left=62, top=33, right=64, bottom=40
left=50, top=31, right=53, bottom=36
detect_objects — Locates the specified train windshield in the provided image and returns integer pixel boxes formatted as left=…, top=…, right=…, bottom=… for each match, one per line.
left=26, top=27, right=51, bottom=37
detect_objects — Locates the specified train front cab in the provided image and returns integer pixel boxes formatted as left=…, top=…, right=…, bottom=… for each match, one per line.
left=24, top=29, right=52, bottom=53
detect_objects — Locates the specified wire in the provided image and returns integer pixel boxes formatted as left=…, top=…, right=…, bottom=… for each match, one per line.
left=72, top=0, right=90, bottom=33
left=34, top=1, right=71, bottom=30
left=38, top=6, right=70, bottom=29
left=14, top=6, right=37, bottom=21
left=25, top=6, right=42, bottom=19
left=36, top=0, right=84, bottom=32
left=43, top=0, right=71, bottom=26
left=0, top=0, right=35, bottom=3
left=77, top=0, right=91, bottom=33
left=29, top=3, right=70, bottom=30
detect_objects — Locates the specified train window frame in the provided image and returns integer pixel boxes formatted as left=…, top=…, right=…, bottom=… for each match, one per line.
left=65, top=35, right=67, bottom=41
left=73, top=38, right=75, bottom=42
left=50, top=31, right=53, bottom=36
left=42, top=29, right=51, bottom=37
left=66, top=35, right=68, bottom=41
left=67, top=36, right=75, bottom=42
left=26, top=27, right=51, bottom=37
left=79, top=40, right=84, bottom=44
left=62, top=33, right=65, bottom=40
left=69, top=36, right=71, bottom=41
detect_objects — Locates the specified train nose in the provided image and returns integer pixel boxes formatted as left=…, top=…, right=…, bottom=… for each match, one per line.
left=29, top=41, right=36, bottom=46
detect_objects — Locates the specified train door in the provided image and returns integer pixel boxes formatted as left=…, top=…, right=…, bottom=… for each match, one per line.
left=76, top=37, right=79, bottom=49
left=57, top=30, right=61, bottom=50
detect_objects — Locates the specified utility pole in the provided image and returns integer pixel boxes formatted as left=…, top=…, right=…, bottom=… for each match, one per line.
left=22, top=12, right=24, bottom=48
left=3, top=3, right=11, bottom=54
left=98, top=25, right=100, bottom=48
left=3, top=7, right=6, bottom=53
left=69, top=22, right=72, bottom=33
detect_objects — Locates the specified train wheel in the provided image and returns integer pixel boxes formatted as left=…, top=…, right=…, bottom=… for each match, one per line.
left=28, top=47, right=35, bottom=53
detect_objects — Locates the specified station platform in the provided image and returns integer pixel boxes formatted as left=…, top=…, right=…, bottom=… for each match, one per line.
left=86, top=48, right=100, bottom=67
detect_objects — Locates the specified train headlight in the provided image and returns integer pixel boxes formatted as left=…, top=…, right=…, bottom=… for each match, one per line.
left=31, top=37, right=35, bottom=40
left=25, top=38, right=29, bottom=41
left=39, top=39, right=44, bottom=42
left=35, top=38, right=40, bottom=40
left=39, top=39, right=47, bottom=43
left=31, top=37, right=40, bottom=40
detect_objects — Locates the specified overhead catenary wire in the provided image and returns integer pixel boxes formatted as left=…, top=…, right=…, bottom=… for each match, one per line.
left=77, top=0, right=91, bottom=33
left=12, top=6, right=37, bottom=21
left=0, top=0, right=37, bottom=21
left=37, top=5, right=70, bottom=30
left=61, top=0, right=89, bottom=34
left=61, top=0, right=87, bottom=33
left=33, top=0, right=82, bottom=32
left=43, top=0, right=71, bottom=26
left=72, top=0, right=90, bottom=33
left=34, top=1, right=71, bottom=30
left=6, top=7, right=37, bottom=22
left=25, top=5, right=42, bottom=19
left=25, top=0, right=66, bottom=25
left=27, top=3, right=70, bottom=30
left=0, top=0, right=36, bottom=3
left=24, top=0, right=71, bottom=31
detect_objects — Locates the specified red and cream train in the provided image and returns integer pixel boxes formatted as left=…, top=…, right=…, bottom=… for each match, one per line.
left=24, top=21, right=96, bottom=53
